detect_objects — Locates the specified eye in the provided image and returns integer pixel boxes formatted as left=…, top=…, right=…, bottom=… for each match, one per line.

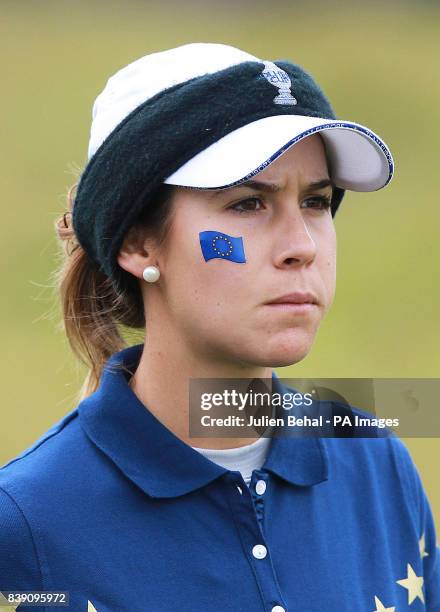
left=229, top=197, right=264, bottom=215
left=301, top=195, right=332, bottom=211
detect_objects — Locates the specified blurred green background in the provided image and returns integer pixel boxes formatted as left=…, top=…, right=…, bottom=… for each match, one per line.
left=1, top=1, right=439, bottom=528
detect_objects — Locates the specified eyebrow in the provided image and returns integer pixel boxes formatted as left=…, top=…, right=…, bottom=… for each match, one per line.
left=207, top=178, right=333, bottom=197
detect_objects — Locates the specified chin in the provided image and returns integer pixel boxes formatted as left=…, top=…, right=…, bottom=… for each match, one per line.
left=259, top=330, right=316, bottom=367
left=221, top=326, right=318, bottom=369
left=264, top=350, right=310, bottom=368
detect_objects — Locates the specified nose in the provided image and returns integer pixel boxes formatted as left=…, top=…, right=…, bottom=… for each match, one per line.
left=272, top=203, right=317, bottom=268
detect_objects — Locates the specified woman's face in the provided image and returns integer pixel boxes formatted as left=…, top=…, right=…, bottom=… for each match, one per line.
left=149, top=133, right=336, bottom=368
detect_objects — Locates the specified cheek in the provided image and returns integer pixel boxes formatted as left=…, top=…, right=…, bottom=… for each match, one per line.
left=319, top=229, right=337, bottom=302
left=164, top=229, right=253, bottom=315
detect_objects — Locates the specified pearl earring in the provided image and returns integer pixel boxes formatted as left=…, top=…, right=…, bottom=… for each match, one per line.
left=142, top=265, right=160, bottom=283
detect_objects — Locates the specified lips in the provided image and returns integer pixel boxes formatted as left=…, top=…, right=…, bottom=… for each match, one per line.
left=266, top=291, right=318, bottom=305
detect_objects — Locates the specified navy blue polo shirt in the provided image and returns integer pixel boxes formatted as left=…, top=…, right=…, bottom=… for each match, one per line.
left=1, top=343, right=439, bottom=611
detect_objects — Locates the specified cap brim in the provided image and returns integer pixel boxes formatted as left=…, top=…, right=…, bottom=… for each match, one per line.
left=163, top=115, right=394, bottom=192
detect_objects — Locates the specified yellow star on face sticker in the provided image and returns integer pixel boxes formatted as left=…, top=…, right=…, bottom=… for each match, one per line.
left=396, top=563, right=424, bottom=604
left=372, top=595, right=395, bottom=611
left=419, top=533, right=429, bottom=558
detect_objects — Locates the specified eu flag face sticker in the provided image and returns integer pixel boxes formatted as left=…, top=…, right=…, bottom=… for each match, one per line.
left=199, top=231, right=246, bottom=263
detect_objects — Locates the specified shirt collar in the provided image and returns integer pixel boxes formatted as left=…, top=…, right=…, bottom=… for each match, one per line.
left=78, top=343, right=329, bottom=498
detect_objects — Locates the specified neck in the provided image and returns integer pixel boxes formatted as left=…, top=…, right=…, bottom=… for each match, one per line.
left=128, top=326, right=273, bottom=450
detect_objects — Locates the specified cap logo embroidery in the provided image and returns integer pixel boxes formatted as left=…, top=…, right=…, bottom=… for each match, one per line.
left=262, top=61, right=297, bottom=106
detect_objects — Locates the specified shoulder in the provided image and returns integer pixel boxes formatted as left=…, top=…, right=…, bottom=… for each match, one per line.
left=0, top=401, right=112, bottom=507
left=322, top=431, right=440, bottom=605
left=0, top=485, right=44, bottom=591
left=0, top=406, right=81, bottom=493
left=322, top=422, right=419, bottom=494
left=318, top=402, right=424, bottom=520
left=0, top=407, right=85, bottom=538
left=0, top=409, right=76, bottom=591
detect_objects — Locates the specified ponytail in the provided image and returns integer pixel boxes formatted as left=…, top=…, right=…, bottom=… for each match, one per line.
left=52, top=182, right=175, bottom=402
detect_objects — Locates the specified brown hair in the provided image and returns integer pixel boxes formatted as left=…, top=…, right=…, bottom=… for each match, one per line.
left=52, top=182, right=176, bottom=403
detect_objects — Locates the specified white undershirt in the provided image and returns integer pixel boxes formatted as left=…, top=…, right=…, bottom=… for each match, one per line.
left=192, top=435, right=272, bottom=486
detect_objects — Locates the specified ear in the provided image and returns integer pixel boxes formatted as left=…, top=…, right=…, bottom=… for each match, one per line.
left=117, top=225, right=155, bottom=280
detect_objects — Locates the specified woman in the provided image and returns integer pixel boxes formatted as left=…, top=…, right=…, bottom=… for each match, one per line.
left=0, top=43, right=439, bottom=611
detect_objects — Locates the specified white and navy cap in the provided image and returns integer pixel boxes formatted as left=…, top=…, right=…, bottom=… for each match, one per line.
left=73, top=43, right=394, bottom=293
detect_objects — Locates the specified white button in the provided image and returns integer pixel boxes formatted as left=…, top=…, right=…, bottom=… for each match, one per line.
left=271, top=606, right=286, bottom=612
left=252, top=544, right=267, bottom=559
left=255, top=479, right=266, bottom=495
left=236, top=485, right=242, bottom=495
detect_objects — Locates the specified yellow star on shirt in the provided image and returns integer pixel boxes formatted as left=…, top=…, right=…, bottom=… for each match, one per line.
left=419, top=533, right=429, bottom=558
left=372, top=595, right=395, bottom=611
left=88, top=601, right=98, bottom=611
left=0, top=591, right=18, bottom=610
left=396, top=563, right=424, bottom=604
